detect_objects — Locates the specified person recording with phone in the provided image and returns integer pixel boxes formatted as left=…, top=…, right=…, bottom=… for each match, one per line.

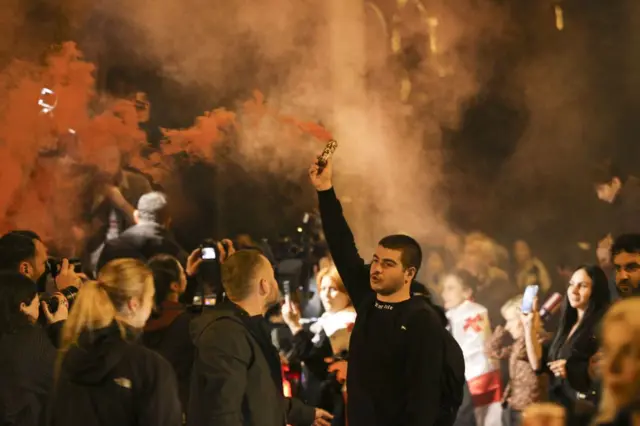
left=522, top=265, right=610, bottom=426
left=485, top=295, right=549, bottom=426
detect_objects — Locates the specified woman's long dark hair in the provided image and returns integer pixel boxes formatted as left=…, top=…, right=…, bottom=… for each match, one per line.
left=549, top=264, right=610, bottom=360
left=0, top=272, right=38, bottom=334
left=147, top=254, right=183, bottom=318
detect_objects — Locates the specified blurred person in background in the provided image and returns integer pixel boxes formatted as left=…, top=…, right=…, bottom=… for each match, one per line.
left=611, top=234, right=640, bottom=298
left=188, top=249, right=331, bottom=426
left=282, top=265, right=356, bottom=423
left=143, top=253, right=202, bottom=416
left=98, top=191, right=187, bottom=271
left=593, top=162, right=640, bottom=241
left=596, top=235, right=619, bottom=302
left=444, top=232, right=464, bottom=271
left=442, top=270, right=502, bottom=426
left=513, top=240, right=552, bottom=295
left=523, top=265, right=610, bottom=426
left=460, top=236, right=517, bottom=328
left=0, top=272, right=68, bottom=426
left=418, top=248, right=447, bottom=306
left=521, top=403, right=566, bottom=426
left=80, top=145, right=152, bottom=274
left=0, top=230, right=81, bottom=293
left=593, top=297, right=640, bottom=426
left=485, top=296, right=549, bottom=426
left=236, top=233, right=277, bottom=266
left=49, top=259, right=182, bottom=426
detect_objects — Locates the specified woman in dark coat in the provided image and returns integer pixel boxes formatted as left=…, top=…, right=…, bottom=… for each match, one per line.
left=49, top=259, right=182, bottom=426
left=142, top=254, right=196, bottom=414
left=523, top=264, right=610, bottom=426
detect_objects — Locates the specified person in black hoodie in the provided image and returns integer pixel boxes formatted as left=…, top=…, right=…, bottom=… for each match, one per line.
left=49, top=258, right=182, bottom=426
left=188, top=249, right=332, bottom=426
left=0, top=272, right=68, bottom=426
left=308, top=158, right=462, bottom=426
left=143, top=254, right=198, bottom=414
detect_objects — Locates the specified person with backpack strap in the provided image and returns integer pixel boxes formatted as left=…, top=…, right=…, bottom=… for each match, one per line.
left=309, top=158, right=465, bottom=426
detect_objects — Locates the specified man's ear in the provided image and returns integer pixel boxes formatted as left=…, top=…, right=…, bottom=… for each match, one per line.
left=19, top=261, right=32, bottom=278
left=405, top=267, right=417, bottom=282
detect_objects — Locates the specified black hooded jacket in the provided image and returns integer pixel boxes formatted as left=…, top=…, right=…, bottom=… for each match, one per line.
left=187, top=302, right=316, bottom=426
left=49, top=322, right=182, bottom=426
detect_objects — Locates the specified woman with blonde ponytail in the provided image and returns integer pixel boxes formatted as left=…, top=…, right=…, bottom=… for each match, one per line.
left=49, top=259, right=182, bottom=426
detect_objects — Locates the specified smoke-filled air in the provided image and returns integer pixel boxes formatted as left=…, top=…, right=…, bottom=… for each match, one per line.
left=0, top=0, right=638, bottom=263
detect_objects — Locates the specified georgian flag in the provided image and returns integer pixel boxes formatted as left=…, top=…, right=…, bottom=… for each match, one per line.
left=447, top=300, right=502, bottom=426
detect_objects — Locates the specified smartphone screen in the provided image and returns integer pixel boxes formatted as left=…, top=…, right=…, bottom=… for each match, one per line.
left=201, top=247, right=217, bottom=260
left=521, top=285, right=539, bottom=314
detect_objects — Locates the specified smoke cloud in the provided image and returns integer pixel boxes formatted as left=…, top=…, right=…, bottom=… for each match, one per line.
left=0, top=0, right=532, bottom=266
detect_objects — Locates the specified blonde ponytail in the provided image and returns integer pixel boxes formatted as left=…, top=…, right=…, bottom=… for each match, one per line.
left=59, top=258, right=154, bottom=353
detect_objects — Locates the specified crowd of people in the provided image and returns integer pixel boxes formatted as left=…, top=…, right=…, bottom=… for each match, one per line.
left=0, top=149, right=639, bottom=426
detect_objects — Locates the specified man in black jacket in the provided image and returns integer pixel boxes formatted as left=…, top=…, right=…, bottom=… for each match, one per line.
left=98, top=191, right=187, bottom=272
left=187, top=249, right=332, bottom=426
left=309, top=158, right=455, bottom=426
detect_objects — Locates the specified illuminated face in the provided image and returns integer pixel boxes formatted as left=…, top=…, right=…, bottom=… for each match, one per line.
left=601, top=320, right=640, bottom=407
left=514, top=240, right=532, bottom=265
left=319, top=276, right=350, bottom=313
left=370, top=246, right=412, bottom=296
left=128, top=283, right=155, bottom=328
left=567, top=268, right=593, bottom=310
left=502, top=305, right=523, bottom=339
left=613, top=251, right=640, bottom=297
left=441, top=275, right=470, bottom=310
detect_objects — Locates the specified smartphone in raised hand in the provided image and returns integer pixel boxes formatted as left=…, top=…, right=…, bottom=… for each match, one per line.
left=521, top=285, right=539, bottom=314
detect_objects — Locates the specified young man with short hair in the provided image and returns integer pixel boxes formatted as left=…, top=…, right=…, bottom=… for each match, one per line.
left=188, top=248, right=332, bottom=426
left=309, top=158, right=464, bottom=426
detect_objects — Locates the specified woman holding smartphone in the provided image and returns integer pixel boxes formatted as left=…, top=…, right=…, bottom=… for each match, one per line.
left=522, top=264, right=610, bottom=426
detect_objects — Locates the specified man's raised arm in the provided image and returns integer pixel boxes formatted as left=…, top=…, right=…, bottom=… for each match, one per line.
left=309, top=158, right=371, bottom=308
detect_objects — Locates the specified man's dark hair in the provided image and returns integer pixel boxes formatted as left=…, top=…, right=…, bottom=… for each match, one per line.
left=378, top=234, right=423, bottom=273
left=0, top=232, right=37, bottom=272
left=137, top=191, right=170, bottom=223
left=592, top=161, right=628, bottom=185
left=611, top=234, right=640, bottom=258
left=10, top=230, right=41, bottom=241
left=0, top=272, right=38, bottom=334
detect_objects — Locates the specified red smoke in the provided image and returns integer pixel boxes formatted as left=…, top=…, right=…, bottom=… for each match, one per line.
left=0, top=42, right=331, bottom=252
